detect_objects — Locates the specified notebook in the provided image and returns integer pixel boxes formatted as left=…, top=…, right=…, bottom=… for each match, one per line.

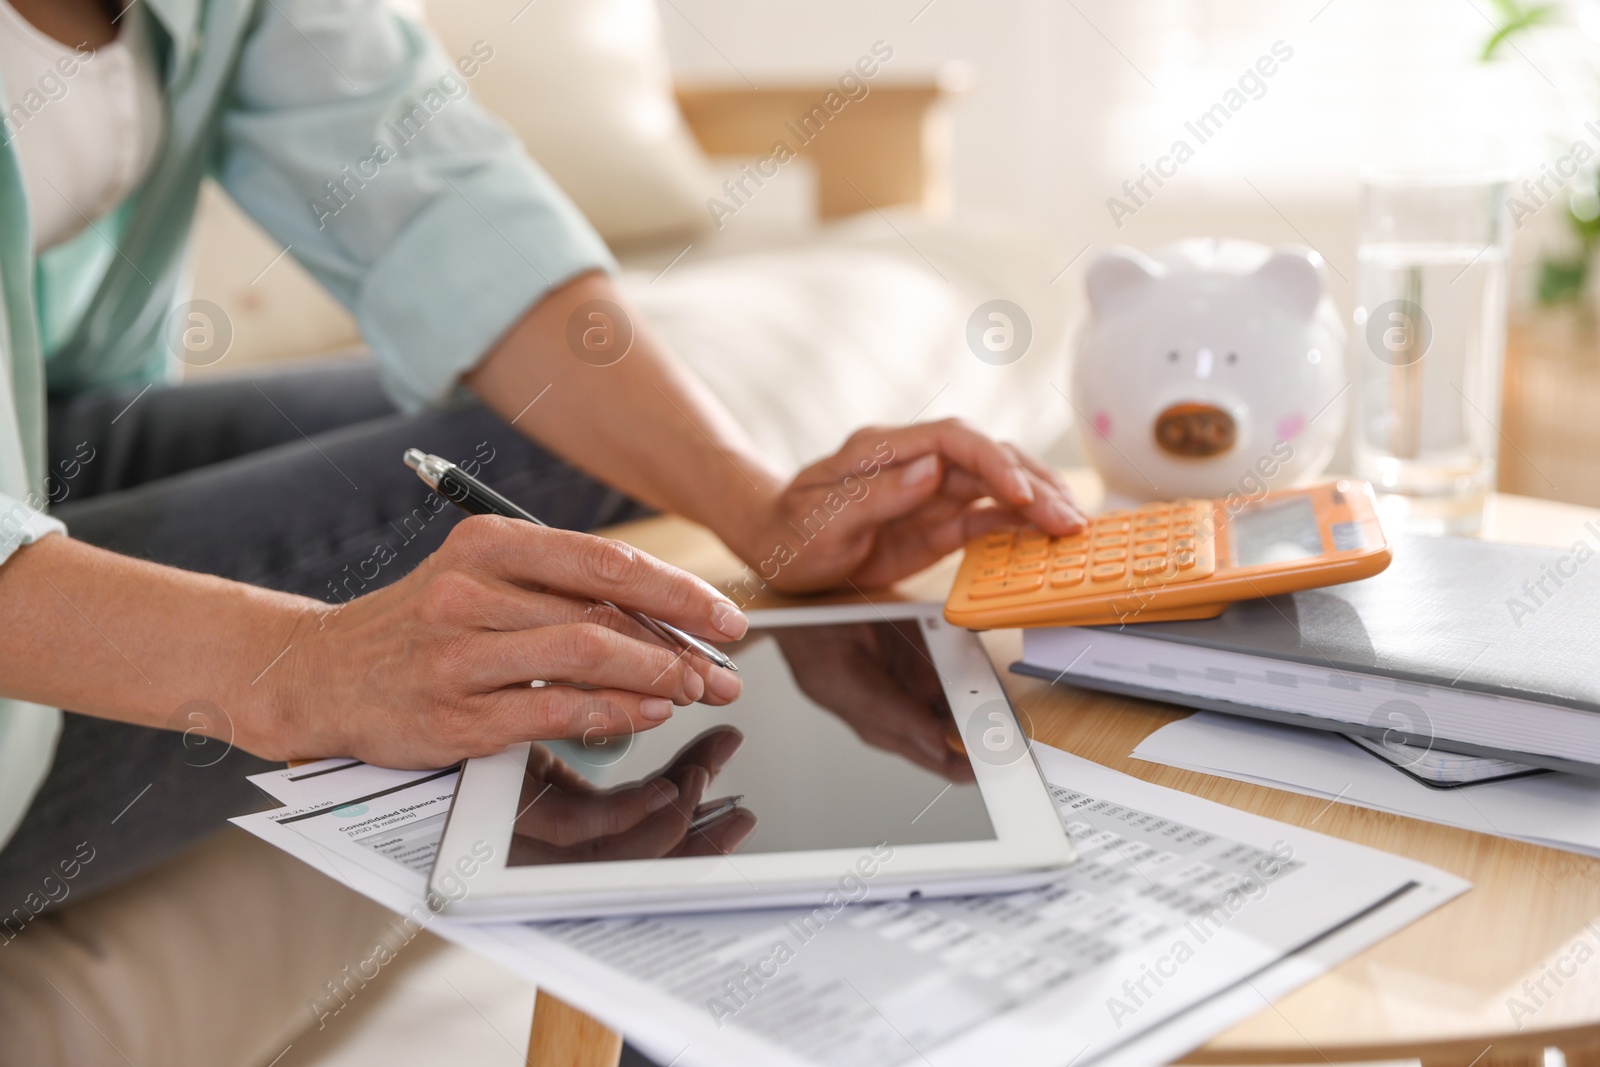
left=1013, top=531, right=1600, bottom=777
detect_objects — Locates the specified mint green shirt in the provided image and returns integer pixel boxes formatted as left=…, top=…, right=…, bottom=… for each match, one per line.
left=0, top=0, right=615, bottom=848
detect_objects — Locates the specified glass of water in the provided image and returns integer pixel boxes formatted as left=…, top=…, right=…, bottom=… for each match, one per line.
left=1353, top=170, right=1513, bottom=535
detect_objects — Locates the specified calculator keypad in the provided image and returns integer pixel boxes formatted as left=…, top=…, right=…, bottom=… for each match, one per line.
left=962, top=501, right=1216, bottom=601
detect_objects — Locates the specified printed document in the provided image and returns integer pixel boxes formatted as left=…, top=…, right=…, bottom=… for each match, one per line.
left=236, top=745, right=1467, bottom=1067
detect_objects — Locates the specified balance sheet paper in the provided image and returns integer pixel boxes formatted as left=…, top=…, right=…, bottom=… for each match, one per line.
left=235, top=745, right=1467, bottom=1067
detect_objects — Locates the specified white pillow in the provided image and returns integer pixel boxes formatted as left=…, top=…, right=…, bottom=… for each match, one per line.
left=422, top=0, right=718, bottom=248
left=620, top=216, right=1082, bottom=475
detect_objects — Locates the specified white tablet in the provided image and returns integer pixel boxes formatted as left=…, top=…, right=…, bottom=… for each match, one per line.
left=431, top=602, right=1075, bottom=920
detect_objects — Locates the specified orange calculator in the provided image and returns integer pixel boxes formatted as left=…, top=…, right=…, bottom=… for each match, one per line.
left=943, top=480, right=1392, bottom=629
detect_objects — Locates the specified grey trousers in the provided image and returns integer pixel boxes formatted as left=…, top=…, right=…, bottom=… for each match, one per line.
left=0, top=358, right=647, bottom=909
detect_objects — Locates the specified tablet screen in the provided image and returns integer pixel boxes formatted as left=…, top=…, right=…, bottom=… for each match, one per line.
left=506, top=618, right=997, bottom=867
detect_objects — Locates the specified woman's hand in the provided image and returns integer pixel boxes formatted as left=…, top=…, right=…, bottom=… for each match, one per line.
left=727, top=419, right=1088, bottom=594
left=509, top=726, right=753, bottom=864
left=266, top=516, right=747, bottom=767
left=768, top=623, right=974, bottom=782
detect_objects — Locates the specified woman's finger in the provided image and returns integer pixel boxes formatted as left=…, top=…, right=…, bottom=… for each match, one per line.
left=663, top=726, right=745, bottom=779
left=468, top=623, right=719, bottom=705
left=816, top=421, right=1083, bottom=538
left=1001, top=444, right=1087, bottom=532
left=426, top=577, right=741, bottom=706
left=674, top=807, right=757, bottom=856
left=423, top=576, right=658, bottom=641
left=511, top=803, right=697, bottom=864
left=872, top=420, right=1039, bottom=507
left=515, top=775, right=682, bottom=847
left=509, top=765, right=716, bottom=862
left=477, top=683, right=682, bottom=748
left=445, top=517, right=748, bottom=643
left=850, top=501, right=1026, bottom=587
left=1012, top=447, right=1077, bottom=497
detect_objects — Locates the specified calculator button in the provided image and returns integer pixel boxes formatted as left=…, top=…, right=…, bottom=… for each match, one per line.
left=975, top=565, right=1008, bottom=581
left=1175, top=550, right=1197, bottom=569
left=973, top=550, right=1010, bottom=567
left=1016, top=531, right=1049, bottom=549
left=1052, top=534, right=1089, bottom=549
left=968, top=574, right=1044, bottom=599
left=982, top=532, right=1015, bottom=549
left=1132, top=557, right=1172, bottom=576
left=1132, top=541, right=1166, bottom=557
left=1093, top=534, right=1128, bottom=548
left=1091, top=548, right=1124, bottom=563
left=1132, top=526, right=1167, bottom=542
left=1053, top=551, right=1087, bottom=568
left=1133, top=515, right=1166, bottom=529
left=1135, top=503, right=1169, bottom=515
left=1049, top=568, right=1085, bottom=588
left=1172, top=524, right=1196, bottom=538
left=1172, top=536, right=1196, bottom=552
left=1010, top=559, right=1046, bottom=575
left=1090, top=562, right=1126, bottom=581
left=1013, top=546, right=1049, bottom=562
left=1100, top=509, right=1131, bottom=520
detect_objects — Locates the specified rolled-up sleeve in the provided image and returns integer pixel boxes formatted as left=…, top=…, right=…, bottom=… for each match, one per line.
left=216, top=0, right=615, bottom=410
left=0, top=490, right=65, bottom=566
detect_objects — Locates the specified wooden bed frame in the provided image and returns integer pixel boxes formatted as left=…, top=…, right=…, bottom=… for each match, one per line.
left=674, top=71, right=962, bottom=220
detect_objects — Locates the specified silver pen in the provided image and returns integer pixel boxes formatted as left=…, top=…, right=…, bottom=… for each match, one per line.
left=689, top=795, right=744, bottom=832
left=404, top=449, right=738, bottom=673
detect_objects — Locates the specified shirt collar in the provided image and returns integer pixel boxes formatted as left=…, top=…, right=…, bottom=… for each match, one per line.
left=141, top=0, right=203, bottom=84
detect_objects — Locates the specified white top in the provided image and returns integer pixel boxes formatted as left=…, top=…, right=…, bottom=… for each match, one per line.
left=0, top=0, right=165, bottom=252
left=0, top=3, right=165, bottom=848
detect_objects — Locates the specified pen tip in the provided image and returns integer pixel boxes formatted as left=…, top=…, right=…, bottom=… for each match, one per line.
left=402, top=448, right=425, bottom=470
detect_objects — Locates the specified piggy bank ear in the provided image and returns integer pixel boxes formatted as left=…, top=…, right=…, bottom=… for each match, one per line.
left=1086, top=247, right=1164, bottom=317
left=1251, top=246, right=1326, bottom=319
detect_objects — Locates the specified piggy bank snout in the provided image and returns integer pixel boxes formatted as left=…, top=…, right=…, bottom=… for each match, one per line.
left=1153, top=402, right=1237, bottom=458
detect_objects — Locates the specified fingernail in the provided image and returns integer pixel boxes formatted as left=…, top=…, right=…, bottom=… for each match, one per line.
left=641, top=697, right=673, bottom=722
left=1010, top=468, right=1034, bottom=503
left=1048, top=497, right=1082, bottom=529
left=707, top=667, right=741, bottom=702
left=646, top=779, right=679, bottom=812
left=711, top=600, right=748, bottom=640
left=682, top=670, right=705, bottom=703
left=901, top=454, right=939, bottom=487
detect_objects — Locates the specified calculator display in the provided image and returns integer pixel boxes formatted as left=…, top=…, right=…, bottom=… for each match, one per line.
left=1230, top=496, right=1324, bottom=567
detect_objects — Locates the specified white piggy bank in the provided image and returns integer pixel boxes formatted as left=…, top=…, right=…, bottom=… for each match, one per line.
left=1072, top=239, right=1346, bottom=505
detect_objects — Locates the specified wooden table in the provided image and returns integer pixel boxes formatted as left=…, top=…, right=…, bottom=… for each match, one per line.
left=526, top=475, right=1600, bottom=1067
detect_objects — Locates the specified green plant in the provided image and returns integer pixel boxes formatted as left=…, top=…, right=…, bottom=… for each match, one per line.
left=1481, top=0, right=1559, bottom=60
left=1483, top=0, right=1597, bottom=307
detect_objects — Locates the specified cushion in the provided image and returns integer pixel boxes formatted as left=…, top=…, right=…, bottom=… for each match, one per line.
left=620, top=214, right=1081, bottom=474
left=422, top=0, right=719, bottom=248
left=0, top=831, right=401, bottom=1067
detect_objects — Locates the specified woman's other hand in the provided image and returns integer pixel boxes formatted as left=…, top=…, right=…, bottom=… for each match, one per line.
left=267, top=517, right=746, bottom=766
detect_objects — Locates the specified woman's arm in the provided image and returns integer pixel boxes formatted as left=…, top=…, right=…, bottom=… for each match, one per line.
left=463, top=272, right=786, bottom=551
left=466, top=272, right=1089, bottom=592
left=0, top=522, right=746, bottom=765
left=0, top=535, right=303, bottom=746
left=213, top=1, right=1086, bottom=587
